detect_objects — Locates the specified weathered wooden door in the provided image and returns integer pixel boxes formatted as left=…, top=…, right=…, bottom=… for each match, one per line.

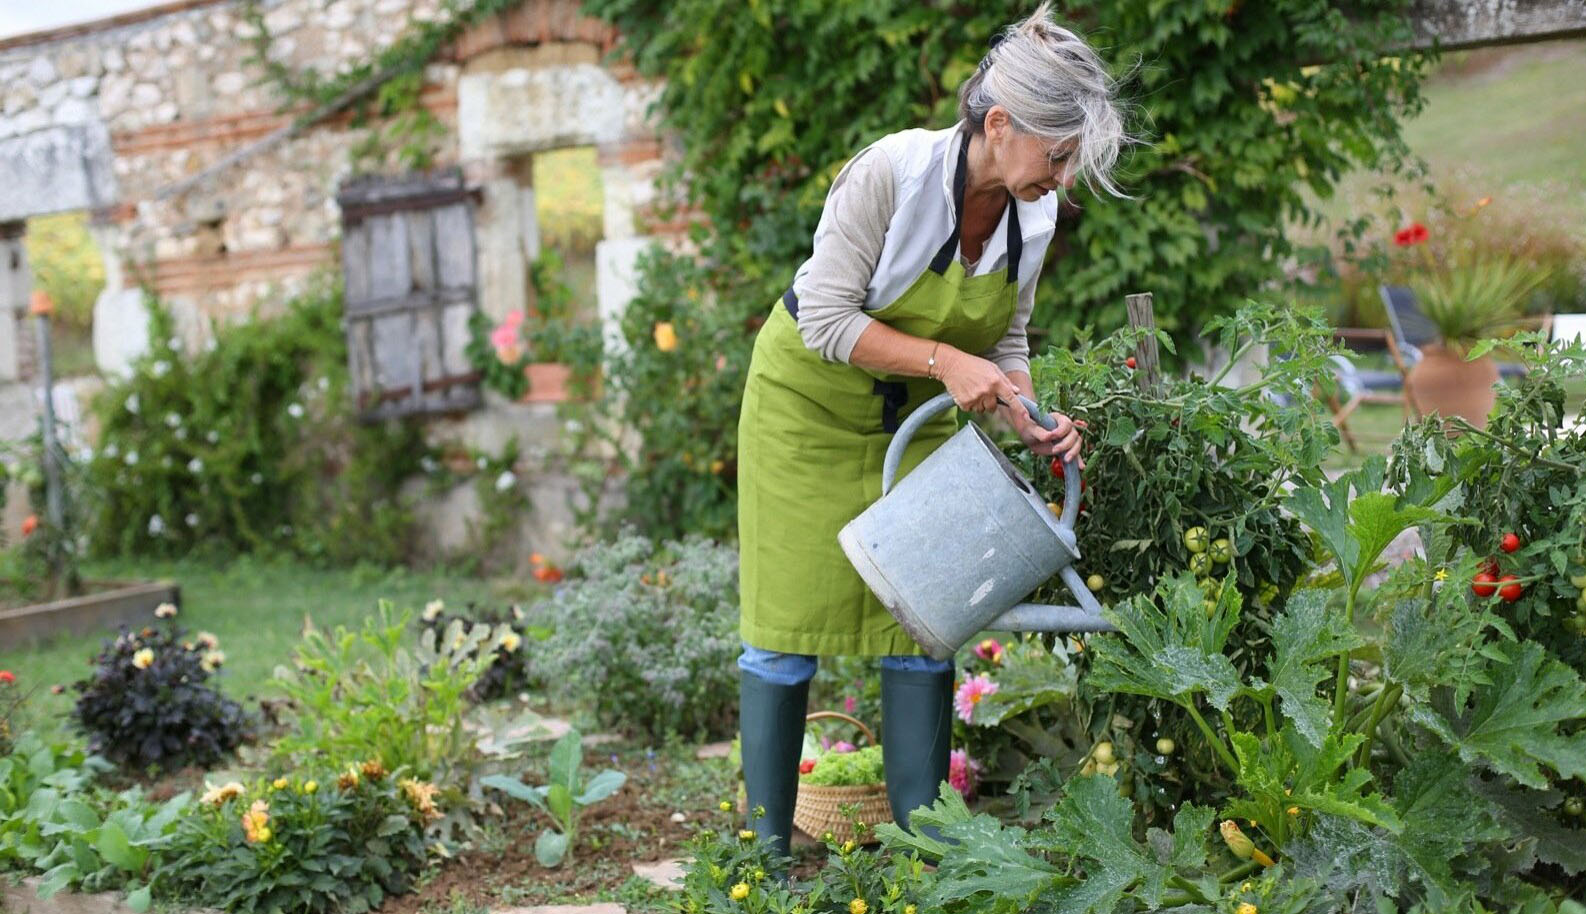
left=337, top=169, right=481, bottom=420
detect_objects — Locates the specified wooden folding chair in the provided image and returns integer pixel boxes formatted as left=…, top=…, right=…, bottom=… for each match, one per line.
left=1325, top=325, right=1422, bottom=454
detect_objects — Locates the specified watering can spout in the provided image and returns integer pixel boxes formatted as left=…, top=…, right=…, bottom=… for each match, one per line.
left=985, top=565, right=1116, bottom=634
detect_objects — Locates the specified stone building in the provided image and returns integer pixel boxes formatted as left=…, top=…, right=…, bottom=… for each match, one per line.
left=0, top=0, right=680, bottom=560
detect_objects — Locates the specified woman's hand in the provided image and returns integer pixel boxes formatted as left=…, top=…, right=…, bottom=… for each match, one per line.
left=1012, top=407, right=1086, bottom=465
left=936, top=347, right=1021, bottom=414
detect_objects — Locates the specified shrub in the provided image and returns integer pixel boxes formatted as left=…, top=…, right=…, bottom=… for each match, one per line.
left=418, top=599, right=543, bottom=702
left=158, top=768, right=434, bottom=914
left=82, top=284, right=426, bottom=566
left=71, top=612, right=253, bottom=772
left=527, top=533, right=740, bottom=741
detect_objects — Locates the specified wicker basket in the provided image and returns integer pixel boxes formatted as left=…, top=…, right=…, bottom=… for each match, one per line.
left=791, top=711, right=892, bottom=845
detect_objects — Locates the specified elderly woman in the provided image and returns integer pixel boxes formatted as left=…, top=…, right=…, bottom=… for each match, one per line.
left=735, top=4, right=1128, bottom=854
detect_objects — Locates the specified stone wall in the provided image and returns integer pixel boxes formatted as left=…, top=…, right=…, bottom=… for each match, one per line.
left=0, top=0, right=675, bottom=562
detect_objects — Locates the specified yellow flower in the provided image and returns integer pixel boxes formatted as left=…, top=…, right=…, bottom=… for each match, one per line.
left=1219, top=820, right=1275, bottom=867
left=738, top=829, right=756, bottom=841
left=499, top=630, right=522, bottom=652
left=1433, top=567, right=1449, bottom=582
left=1237, top=904, right=1258, bottom=914
left=272, top=777, right=289, bottom=791
left=729, top=883, right=750, bottom=901
left=751, top=867, right=765, bottom=882
left=422, top=599, right=445, bottom=622
left=131, top=648, right=155, bottom=670
left=197, top=631, right=219, bottom=649
left=718, top=800, right=732, bottom=812
left=302, top=780, right=318, bottom=795
left=241, top=799, right=271, bottom=843
left=201, top=650, right=225, bottom=671
left=200, top=780, right=245, bottom=806
left=849, top=899, right=867, bottom=914
left=338, top=766, right=360, bottom=790
left=653, top=322, right=678, bottom=352
left=841, top=839, right=855, bottom=854
left=905, top=907, right=917, bottom=914
left=399, top=777, right=443, bottom=821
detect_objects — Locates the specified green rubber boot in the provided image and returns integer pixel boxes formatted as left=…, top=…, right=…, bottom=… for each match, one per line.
left=880, top=666, right=953, bottom=837
left=739, top=670, right=810, bottom=859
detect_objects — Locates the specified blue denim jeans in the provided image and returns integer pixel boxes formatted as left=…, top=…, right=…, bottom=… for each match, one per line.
left=737, top=643, right=953, bottom=686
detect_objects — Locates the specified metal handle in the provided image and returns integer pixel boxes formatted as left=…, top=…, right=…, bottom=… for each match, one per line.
left=880, top=392, right=1081, bottom=529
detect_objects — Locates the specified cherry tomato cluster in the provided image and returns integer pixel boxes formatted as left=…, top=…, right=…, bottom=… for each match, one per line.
left=1470, top=532, right=1523, bottom=603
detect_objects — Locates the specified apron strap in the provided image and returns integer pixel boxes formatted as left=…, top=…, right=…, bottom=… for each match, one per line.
left=873, top=379, right=909, bottom=433
left=930, top=128, right=1023, bottom=285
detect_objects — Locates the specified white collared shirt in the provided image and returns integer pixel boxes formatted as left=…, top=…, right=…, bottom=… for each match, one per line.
left=789, top=121, right=1058, bottom=376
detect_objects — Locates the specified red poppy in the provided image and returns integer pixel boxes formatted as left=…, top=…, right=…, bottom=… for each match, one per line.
left=1393, top=222, right=1429, bottom=247
left=0, top=670, right=15, bottom=684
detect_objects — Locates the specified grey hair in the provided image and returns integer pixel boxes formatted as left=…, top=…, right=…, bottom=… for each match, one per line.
left=958, top=2, right=1133, bottom=198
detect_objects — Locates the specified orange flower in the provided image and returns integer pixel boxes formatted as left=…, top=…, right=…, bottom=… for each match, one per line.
left=20, top=515, right=38, bottom=537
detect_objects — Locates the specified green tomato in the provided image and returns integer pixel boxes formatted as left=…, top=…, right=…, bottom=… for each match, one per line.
left=1092, top=741, right=1115, bottom=765
left=1183, top=526, right=1209, bottom=554
left=1565, top=797, right=1585, bottom=818
left=1189, top=552, right=1213, bottom=577
left=1210, top=538, right=1233, bottom=564
left=1155, top=737, right=1175, bottom=756
left=1570, top=571, right=1586, bottom=589
left=1257, top=582, right=1280, bottom=605
left=1086, top=573, right=1106, bottom=592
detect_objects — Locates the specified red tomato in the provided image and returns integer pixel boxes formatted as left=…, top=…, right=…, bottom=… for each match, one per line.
left=1126, top=356, right=1137, bottom=369
left=1497, top=574, right=1523, bottom=603
left=1471, top=572, right=1498, bottom=598
left=1499, top=532, right=1521, bottom=554
left=798, top=759, right=815, bottom=775
left=1049, top=457, right=1065, bottom=478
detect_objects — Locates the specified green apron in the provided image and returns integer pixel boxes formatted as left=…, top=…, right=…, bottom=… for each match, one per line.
left=737, top=129, right=1026, bottom=656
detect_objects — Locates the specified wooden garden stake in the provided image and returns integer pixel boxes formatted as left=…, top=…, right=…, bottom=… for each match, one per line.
left=1126, top=292, right=1162, bottom=396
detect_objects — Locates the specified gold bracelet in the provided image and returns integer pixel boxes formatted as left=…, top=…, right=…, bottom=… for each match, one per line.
left=926, top=342, right=942, bottom=380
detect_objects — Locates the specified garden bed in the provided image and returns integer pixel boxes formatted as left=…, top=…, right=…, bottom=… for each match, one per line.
left=0, top=580, right=179, bottom=643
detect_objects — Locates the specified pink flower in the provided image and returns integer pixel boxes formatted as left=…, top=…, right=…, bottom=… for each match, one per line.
left=842, top=695, right=857, bottom=714
left=973, top=638, right=1004, bottom=664
left=489, top=321, right=519, bottom=350
left=503, top=310, right=525, bottom=327
left=954, top=674, right=998, bottom=724
left=948, top=749, right=983, bottom=799
left=830, top=741, right=856, bottom=754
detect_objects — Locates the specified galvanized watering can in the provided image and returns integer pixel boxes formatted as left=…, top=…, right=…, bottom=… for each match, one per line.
left=838, top=392, right=1115, bottom=661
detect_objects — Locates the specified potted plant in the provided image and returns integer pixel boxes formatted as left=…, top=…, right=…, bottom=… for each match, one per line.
left=1407, top=255, right=1551, bottom=428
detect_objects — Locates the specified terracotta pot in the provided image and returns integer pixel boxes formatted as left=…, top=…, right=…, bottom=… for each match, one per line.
left=1407, top=344, right=1498, bottom=430
left=520, top=363, right=572, bottom=403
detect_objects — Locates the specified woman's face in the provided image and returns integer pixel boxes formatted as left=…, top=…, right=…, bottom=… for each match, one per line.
left=984, top=106, right=1079, bottom=203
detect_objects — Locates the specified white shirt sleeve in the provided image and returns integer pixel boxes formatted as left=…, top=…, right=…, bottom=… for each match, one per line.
left=791, top=147, right=896, bottom=364
left=977, top=246, right=1044, bottom=378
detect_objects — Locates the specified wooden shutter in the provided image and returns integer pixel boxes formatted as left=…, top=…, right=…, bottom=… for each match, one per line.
left=337, top=169, right=482, bottom=420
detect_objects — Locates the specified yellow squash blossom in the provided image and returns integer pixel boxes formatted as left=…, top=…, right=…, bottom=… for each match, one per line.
left=1220, top=820, right=1276, bottom=867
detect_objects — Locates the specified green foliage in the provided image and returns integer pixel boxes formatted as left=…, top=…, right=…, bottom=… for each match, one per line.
left=584, top=0, right=1429, bottom=351
left=158, top=773, right=434, bottom=914
left=0, top=733, right=175, bottom=911
left=526, top=533, right=741, bottom=741
left=268, top=600, right=515, bottom=785
left=1410, top=257, right=1552, bottom=355
left=71, top=618, right=253, bottom=773
left=419, top=600, right=543, bottom=702
left=1021, top=301, right=1338, bottom=607
left=82, top=286, right=426, bottom=566
left=1392, top=332, right=1586, bottom=675
left=551, top=247, right=750, bottom=541
left=25, top=212, right=104, bottom=332
left=480, top=729, right=627, bottom=867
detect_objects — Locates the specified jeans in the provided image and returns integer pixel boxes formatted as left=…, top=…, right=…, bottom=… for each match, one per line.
left=738, top=643, right=953, bottom=686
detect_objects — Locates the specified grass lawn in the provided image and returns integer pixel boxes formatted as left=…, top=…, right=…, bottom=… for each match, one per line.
left=0, top=556, right=539, bottom=738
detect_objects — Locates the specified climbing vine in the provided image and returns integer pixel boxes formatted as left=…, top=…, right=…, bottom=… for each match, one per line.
left=239, top=0, right=523, bottom=169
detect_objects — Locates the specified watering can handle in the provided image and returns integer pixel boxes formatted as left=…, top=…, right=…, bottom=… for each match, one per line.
left=880, top=392, right=1082, bottom=531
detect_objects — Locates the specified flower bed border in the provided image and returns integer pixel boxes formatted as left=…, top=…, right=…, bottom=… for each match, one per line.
left=0, top=580, right=180, bottom=643
left=0, top=875, right=217, bottom=914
